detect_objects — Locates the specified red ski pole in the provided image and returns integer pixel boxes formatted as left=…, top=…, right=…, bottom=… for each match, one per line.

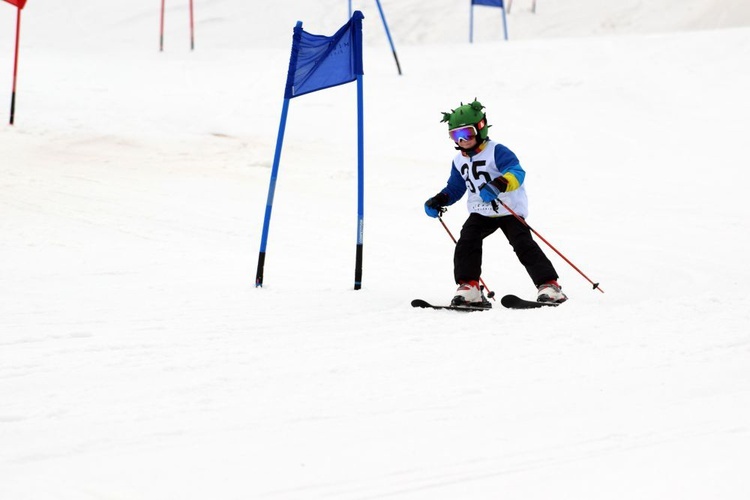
left=495, top=199, right=604, bottom=293
left=438, top=209, right=496, bottom=300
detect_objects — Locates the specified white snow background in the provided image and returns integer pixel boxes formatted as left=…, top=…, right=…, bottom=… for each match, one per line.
left=2, top=0, right=750, bottom=498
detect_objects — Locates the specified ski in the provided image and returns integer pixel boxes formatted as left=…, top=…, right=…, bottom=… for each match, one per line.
left=411, top=299, right=491, bottom=312
left=500, top=294, right=559, bottom=309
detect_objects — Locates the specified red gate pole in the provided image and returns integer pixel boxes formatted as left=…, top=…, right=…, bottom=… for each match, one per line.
left=9, top=6, right=21, bottom=125
left=159, top=0, right=165, bottom=51
left=189, top=0, right=194, bottom=50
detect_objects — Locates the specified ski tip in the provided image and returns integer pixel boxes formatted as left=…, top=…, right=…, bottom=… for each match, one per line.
left=411, top=299, right=491, bottom=311
left=499, top=294, right=519, bottom=308
left=501, top=294, right=559, bottom=309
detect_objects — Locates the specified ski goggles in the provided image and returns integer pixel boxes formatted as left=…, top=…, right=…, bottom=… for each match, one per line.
left=448, top=125, right=477, bottom=143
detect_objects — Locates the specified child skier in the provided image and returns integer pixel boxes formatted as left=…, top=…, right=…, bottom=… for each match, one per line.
left=424, top=99, right=567, bottom=306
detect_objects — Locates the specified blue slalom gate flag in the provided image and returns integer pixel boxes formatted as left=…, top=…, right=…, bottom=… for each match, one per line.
left=257, top=11, right=367, bottom=290
left=470, top=0, right=508, bottom=42
left=286, top=11, right=364, bottom=99
left=472, top=0, right=503, bottom=6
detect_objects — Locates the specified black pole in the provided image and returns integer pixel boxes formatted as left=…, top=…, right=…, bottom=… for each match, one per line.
left=9, top=91, right=16, bottom=126
left=391, top=50, right=402, bottom=76
left=354, top=243, right=363, bottom=290
left=255, top=252, right=266, bottom=287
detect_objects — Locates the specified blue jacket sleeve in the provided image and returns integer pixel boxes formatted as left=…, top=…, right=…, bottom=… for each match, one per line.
left=440, top=162, right=467, bottom=205
left=494, top=144, right=525, bottom=190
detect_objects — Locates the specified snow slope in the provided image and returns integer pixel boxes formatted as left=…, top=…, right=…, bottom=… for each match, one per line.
left=2, top=1, right=750, bottom=499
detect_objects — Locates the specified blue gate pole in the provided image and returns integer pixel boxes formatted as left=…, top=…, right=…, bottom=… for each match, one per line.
left=354, top=73, right=364, bottom=289
left=501, top=4, right=508, bottom=40
left=469, top=2, right=475, bottom=43
left=256, top=97, right=291, bottom=287
left=348, top=0, right=352, bottom=18
left=374, top=0, right=402, bottom=75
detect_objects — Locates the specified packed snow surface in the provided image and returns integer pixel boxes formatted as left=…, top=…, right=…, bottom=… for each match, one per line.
left=2, top=0, right=749, bottom=498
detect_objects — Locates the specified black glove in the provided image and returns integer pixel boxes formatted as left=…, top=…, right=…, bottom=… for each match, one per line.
left=424, top=192, right=449, bottom=218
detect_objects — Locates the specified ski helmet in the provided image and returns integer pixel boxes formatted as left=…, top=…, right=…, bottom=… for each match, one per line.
left=441, top=99, right=490, bottom=141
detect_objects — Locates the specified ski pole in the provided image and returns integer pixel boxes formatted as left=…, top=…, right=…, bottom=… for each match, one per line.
left=494, top=200, right=604, bottom=293
left=438, top=209, right=496, bottom=300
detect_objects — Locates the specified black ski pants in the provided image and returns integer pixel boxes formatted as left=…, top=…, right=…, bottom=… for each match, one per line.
left=454, top=212, right=558, bottom=287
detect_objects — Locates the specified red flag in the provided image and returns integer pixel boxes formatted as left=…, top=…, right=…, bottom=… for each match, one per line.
left=3, top=0, right=27, bottom=8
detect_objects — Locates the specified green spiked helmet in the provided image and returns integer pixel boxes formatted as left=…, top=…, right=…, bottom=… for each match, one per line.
left=441, top=99, right=491, bottom=142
